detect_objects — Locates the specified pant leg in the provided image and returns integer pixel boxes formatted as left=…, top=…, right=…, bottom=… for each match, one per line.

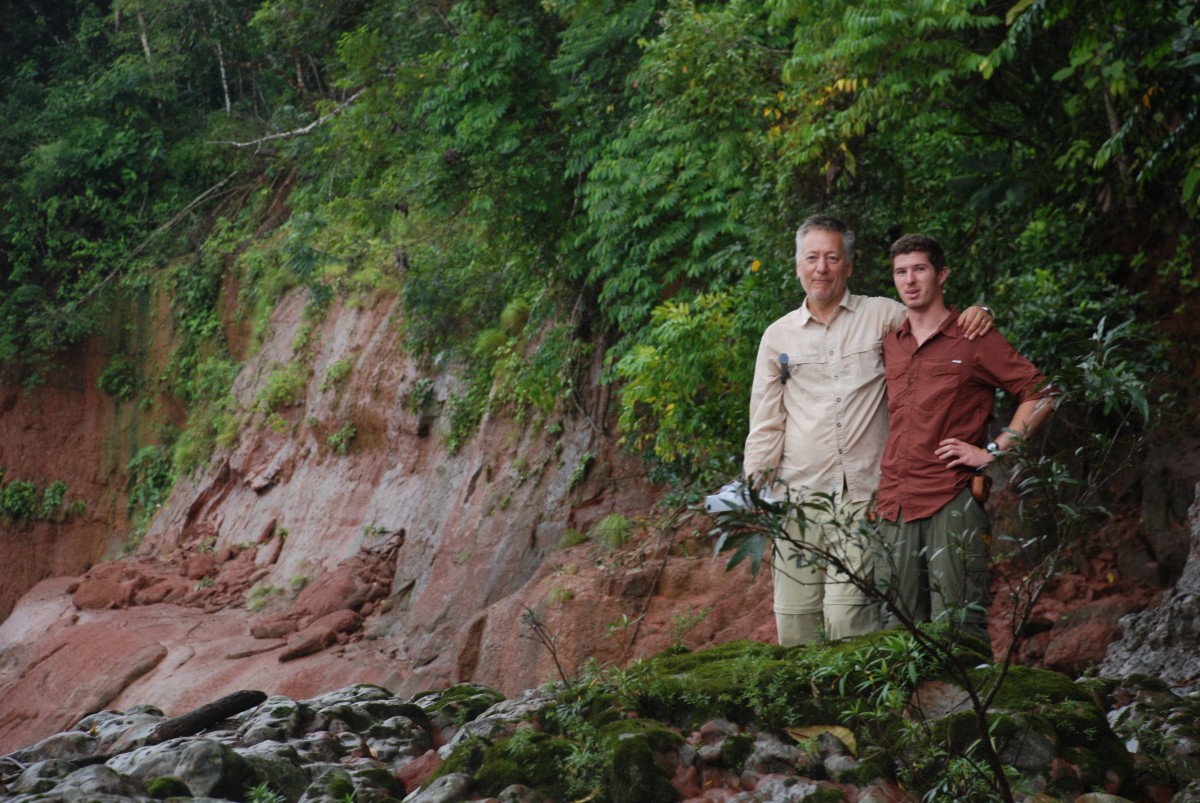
left=877, top=514, right=930, bottom=629
left=772, top=514, right=825, bottom=645
left=775, top=612, right=823, bottom=646
left=926, top=486, right=991, bottom=642
left=822, top=500, right=882, bottom=638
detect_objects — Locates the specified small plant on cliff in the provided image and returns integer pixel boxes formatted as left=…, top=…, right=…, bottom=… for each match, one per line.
left=589, top=514, right=631, bottom=549
left=667, top=605, right=711, bottom=650
left=257, top=363, right=307, bottom=412
left=0, top=472, right=78, bottom=526
left=327, top=421, right=357, bottom=454
left=171, top=356, right=240, bottom=477
left=320, top=357, right=353, bottom=392
left=98, top=356, right=137, bottom=400
left=408, top=377, right=435, bottom=416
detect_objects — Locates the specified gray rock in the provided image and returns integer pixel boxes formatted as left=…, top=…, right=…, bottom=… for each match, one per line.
left=7, top=759, right=77, bottom=793
left=403, top=771, right=473, bottom=802
left=497, top=783, right=553, bottom=802
left=293, top=732, right=346, bottom=765
left=36, top=763, right=148, bottom=800
left=299, top=765, right=357, bottom=802
left=241, top=749, right=309, bottom=801
left=741, top=732, right=803, bottom=775
left=1102, top=482, right=1200, bottom=694
left=728, top=775, right=820, bottom=802
left=241, top=695, right=312, bottom=745
left=107, top=736, right=254, bottom=799
left=436, top=687, right=551, bottom=759
left=5, top=729, right=98, bottom=766
left=1172, top=780, right=1200, bottom=802
left=995, top=716, right=1059, bottom=773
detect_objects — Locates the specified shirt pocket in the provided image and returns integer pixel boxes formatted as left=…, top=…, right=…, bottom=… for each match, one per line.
left=844, top=339, right=882, bottom=384
left=784, top=348, right=826, bottom=383
left=884, top=360, right=908, bottom=412
left=916, top=359, right=968, bottom=411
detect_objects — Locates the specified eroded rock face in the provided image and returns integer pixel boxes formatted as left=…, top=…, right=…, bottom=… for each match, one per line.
left=1101, top=482, right=1200, bottom=694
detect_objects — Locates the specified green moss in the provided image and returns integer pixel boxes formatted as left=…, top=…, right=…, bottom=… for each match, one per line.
left=971, top=665, right=1092, bottom=710
left=601, top=728, right=680, bottom=803
left=426, top=684, right=506, bottom=725
left=146, top=775, right=191, bottom=798
left=475, top=731, right=575, bottom=799
left=474, top=755, right=524, bottom=792
left=806, top=787, right=851, bottom=803
left=722, top=731, right=753, bottom=769
left=597, top=717, right=684, bottom=753
left=630, top=640, right=807, bottom=727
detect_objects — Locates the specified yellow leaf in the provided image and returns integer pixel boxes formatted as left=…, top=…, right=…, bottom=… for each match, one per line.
left=785, top=725, right=857, bottom=756
left=1107, top=571, right=1115, bottom=583
left=751, top=259, right=761, bottom=273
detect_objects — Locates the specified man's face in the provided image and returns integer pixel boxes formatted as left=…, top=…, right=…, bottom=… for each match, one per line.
left=796, top=229, right=852, bottom=307
left=892, top=251, right=947, bottom=311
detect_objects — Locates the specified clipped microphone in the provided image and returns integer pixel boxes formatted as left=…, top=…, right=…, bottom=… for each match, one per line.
left=779, top=353, right=789, bottom=384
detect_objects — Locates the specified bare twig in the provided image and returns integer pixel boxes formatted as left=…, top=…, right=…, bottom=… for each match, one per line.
left=520, top=606, right=573, bottom=688
left=212, top=89, right=365, bottom=150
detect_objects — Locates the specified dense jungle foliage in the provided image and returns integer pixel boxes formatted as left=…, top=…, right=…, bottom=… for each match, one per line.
left=1, top=0, right=1197, bottom=495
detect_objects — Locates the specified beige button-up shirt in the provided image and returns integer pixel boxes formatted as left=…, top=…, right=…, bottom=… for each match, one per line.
left=744, top=291, right=906, bottom=503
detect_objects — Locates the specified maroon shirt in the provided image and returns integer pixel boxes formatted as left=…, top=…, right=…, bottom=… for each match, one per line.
left=876, top=309, right=1052, bottom=522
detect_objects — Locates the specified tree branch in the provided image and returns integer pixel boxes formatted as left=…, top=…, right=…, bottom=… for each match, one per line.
left=212, top=89, right=365, bottom=150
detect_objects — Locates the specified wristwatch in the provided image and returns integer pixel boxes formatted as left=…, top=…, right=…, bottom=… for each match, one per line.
left=980, top=305, right=994, bottom=317
left=986, top=441, right=1002, bottom=457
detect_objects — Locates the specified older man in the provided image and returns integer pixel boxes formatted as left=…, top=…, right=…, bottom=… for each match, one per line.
left=876, top=233, right=1055, bottom=642
left=744, top=215, right=993, bottom=645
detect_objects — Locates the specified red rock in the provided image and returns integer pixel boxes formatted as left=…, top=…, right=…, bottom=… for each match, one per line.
left=0, top=622, right=167, bottom=750
left=672, top=764, right=702, bottom=798
left=395, top=748, right=441, bottom=794
left=251, top=615, right=298, bottom=639
left=72, top=564, right=149, bottom=610
left=278, top=609, right=362, bottom=662
left=182, top=552, right=217, bottom=581
left=1042, top=597, right=1140, bottom=675
left=135, top=576, right=193, bottom=605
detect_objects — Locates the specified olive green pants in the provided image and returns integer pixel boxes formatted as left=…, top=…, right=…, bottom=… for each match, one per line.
left=877, top=486, right=991, bottom=643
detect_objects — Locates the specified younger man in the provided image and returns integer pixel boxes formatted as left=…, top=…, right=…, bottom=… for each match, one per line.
left=875, top=233, right=1055, bottom=642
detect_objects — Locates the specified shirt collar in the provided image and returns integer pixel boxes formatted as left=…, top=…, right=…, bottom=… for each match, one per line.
left=896, top=305, right=962, bottom=340
left=799, top=289, right=855, bottom=325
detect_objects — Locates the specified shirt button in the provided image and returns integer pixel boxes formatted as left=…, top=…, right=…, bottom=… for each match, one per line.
left=836, top=397, right=842, bottom=403
left=836, top=422, right=842, bottom=428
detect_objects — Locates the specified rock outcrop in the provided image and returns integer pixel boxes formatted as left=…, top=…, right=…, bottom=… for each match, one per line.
left=1100, top=481, right=1200, bottom=693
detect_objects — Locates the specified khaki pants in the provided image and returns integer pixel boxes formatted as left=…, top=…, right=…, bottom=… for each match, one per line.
left=772, top=499, right=881, bottom=645
left=877, top=486, right=991, bottom=643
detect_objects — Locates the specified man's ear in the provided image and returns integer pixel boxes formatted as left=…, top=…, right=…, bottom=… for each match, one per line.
left=938, top=266, right=949, bottom=287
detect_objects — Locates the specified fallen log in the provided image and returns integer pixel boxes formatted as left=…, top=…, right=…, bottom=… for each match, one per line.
left=146, top=689, right=268, bottom=745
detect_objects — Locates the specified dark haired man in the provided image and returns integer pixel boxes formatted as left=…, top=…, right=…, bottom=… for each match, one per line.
left=876, top=233, right=1056, bottom=642
left=743, top=216, right=995, bottom=646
